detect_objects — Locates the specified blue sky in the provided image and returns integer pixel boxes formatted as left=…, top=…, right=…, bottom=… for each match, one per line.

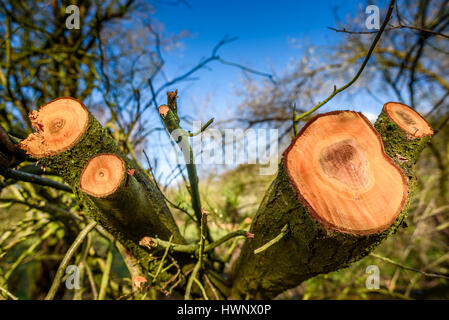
left=151, top=0, right=384, bottom=122
left=144, top=0, right=391, bottom=181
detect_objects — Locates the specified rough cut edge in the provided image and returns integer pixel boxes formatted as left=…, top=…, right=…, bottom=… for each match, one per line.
left=283, top=110, right=409, bottom=235
left=158, top=105, right=170, bottom=117
left=384, top=101, right=434, bottom=138
left=19, top=97, right=90, bottom=158
left=79, top=153, right=125, bottom=198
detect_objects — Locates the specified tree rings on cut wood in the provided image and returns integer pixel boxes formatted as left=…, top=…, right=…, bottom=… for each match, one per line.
left=231, top=109, right=429, bottom=299
left=383, top=102, right=433, bottom=138
left=375, top=102, right=433, bottom=167
left=80, top=154, right=125, bottom=197
left=19, top=97, right=89, bottom=158
left=284, top=111, right=408, bottom=234
left=17, top=96, right=185, bottom=262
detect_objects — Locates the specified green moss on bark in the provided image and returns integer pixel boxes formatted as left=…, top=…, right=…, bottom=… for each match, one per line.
left=231, top=109, right=433, bottom=300
left=22, top=106, right=185, bottom=263
left=374, top=107, right=433, bottom=229
left=374, top=109, right=432, bottom=175
left=85, top=163, right=173, bottom=243
left=230, top=164, right=407, bottom=299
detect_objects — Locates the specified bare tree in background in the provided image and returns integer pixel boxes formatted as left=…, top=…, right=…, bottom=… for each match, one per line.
left=0, top=0, right=447, bottom=300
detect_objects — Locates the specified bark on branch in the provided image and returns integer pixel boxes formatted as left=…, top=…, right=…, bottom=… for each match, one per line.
left=230, top=107, right=433, bottom=299
left=19, top=97, right=185, bottom=263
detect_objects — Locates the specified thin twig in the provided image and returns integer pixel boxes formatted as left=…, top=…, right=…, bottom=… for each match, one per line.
left=205, top=230, right=253, bottom=252
left=115, top=241, right=144, bottom=282
left=141, top=35, right=274, bottom=119
left=370, top=253, right=449, bottom=280
left=159, top=256, right=182, bottom=292
left=1, top=168, right=72, bottom=192
left=160, top=256, right=183, bottom=296
left=141, top=229, right=252, bottom=254
left=5, top=223, right=58, bottom=280
left=143, top=149, right=197, bottom=222
left=0, top=285, right=18, bottom=300
left=292, top=103, right=298, bottom=136
left=45, top=221, right=97, bottom=300
left=84, top=257, right=98, bottom=299
left=204, top=273, right=219, bottom=300
left=140, top=236, right=196, bottom=253
left=223, top=218, right=253, bottom=262
left=159, top=91, right=212, bottom=242
left=328, top=24, right=449, bottom=39
left=198, top=209, right=208, bottom=269
left=184, top=261, right=201, bottom=300
left=0, top=198, right=81, bottom=222
left=73, top=231, right=93, bottom=300
left=98, top=240, right=114, bottom=300
left=194, top=277, right=209, bottom=300
left=254, top=224, right=289, bottom=255
left=294, top=0, right=396, bottom=122
left=188, top=118, right=214, bottom=136
left=152, top=235, right=173, bottom=282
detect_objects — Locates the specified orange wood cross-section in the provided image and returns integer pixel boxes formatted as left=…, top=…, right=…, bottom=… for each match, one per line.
left=19, top=97, right=89, bottom=158
left=284, top=111, right=408, bottom=235
left=384, top=102, right=434, bottom=138
left=80, top=154, right=125, bottom=197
